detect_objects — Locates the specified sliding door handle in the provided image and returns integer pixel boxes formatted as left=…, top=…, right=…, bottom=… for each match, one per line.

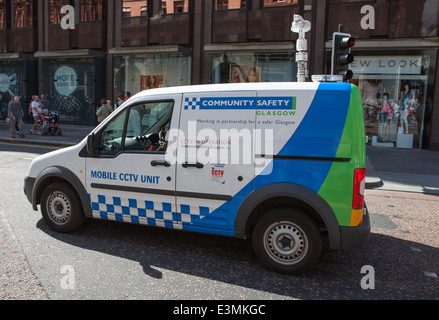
left=182, top=162, right=204, bottom=169
left=151, top=160, right=171, bottom=167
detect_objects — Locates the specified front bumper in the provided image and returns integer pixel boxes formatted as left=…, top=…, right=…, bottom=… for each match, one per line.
left=23, top=176, right=36, bottom=208
left=339, top=204, right=371, bottom=249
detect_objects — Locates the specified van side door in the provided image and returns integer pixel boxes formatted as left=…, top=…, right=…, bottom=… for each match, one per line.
left=175, top=91, right=257, bottom=235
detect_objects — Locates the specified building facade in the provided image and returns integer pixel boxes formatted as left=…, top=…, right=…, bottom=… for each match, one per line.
left=0, top=0, right=438, bottom=150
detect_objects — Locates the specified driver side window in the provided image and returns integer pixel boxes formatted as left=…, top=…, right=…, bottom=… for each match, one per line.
left=98, top=100, right=174, bottom=155
left=124, top=101, right=174, bottom=152
left=99, top=108, right=127, bottom=156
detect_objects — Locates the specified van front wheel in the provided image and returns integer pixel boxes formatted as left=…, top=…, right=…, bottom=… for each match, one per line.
left=252, top=208, right=322, bottom=274
left=40, top=182, right=85, bottom=233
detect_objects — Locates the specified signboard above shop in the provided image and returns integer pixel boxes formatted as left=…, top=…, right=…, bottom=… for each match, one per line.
left=350, top=56, right=423, bottom=75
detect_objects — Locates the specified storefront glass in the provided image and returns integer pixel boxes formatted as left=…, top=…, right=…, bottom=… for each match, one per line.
left=350, top=55, right=430, bottom=149
left=0, top=59, right=35, bottom=122
left=207, top=52, right=296, bottom=84
left=113, top=53, right=191, bottom=98
left=40, top=57, right=102, bottom=126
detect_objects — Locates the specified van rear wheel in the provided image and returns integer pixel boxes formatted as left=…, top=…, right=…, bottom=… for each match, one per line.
left=41, top=182, right=85, bottom=233
left=252, top=207, right=322, bottom=274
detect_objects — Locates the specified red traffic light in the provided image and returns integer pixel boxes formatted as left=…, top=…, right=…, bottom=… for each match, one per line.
left=338, top=36, right=355, bottom=49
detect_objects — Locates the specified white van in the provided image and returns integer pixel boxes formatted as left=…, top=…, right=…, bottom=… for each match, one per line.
left=24, top=82, right=370, bottom=274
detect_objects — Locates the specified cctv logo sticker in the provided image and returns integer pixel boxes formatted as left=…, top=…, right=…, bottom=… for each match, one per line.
left=184, top=97, right=296, bottom=111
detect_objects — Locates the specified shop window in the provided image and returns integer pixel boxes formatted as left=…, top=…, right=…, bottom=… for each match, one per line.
left=50, top=0, right=69, bottom=24
left=214, top=0, right=246, bottom=10
left=113, top=54, right=191, bottom=101
left=14, top=0, right=32, bottom=28
left=208, top=52, right=296, bottom=84
left=80, top=0, right=102, bottom=22
left=40, top=58, right=99, bottom=126
left=350, top=55, right=430, bottom=149
left=0, top=60, right=27, bottom=121
left=122, top=0, right=147, bottom=18
left=161, top=0, right=188, bottom=14
left=263, top=0, right=298, bottom=7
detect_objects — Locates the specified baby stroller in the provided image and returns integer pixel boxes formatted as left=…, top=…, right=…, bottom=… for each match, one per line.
left=38, top=110, right=62, bottom=136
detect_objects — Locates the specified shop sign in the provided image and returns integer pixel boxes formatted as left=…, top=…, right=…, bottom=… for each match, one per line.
left=350, top=56, right=423, bottom=75
left=54, top=66, right=77, bottom=96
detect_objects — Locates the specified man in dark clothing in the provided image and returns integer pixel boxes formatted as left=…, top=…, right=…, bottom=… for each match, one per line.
left=40, top=94, right=50, bottom=110
left=8, top=95, right=25, bottom=138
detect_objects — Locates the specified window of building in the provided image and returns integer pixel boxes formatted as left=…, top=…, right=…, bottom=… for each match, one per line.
left=349, top=55, right=431, bottom=149
left=330, top=0, right=370, bottom=2
left=122, top=0, right=147, bottom=18
left=113, top=53, right=191, bottom=101
left=49, top=0, right=69, bottom=24
left=80, top=0, right=102, bottom=22
left=14, top=0, right=32, bottom=28
left=0, top=0, right=5, bottom=29
left=263, top=0, right=298, bottom=7
left=208, top=52, right=296, bottom=84
left=214, top=0, right=246, bottom=10
left=161, top=0, right=189, bottom=14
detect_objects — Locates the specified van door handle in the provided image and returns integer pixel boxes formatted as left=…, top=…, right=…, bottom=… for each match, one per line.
left=151, top=160, right=171, bottom=167
left=182, top=162, right=204, bottom=169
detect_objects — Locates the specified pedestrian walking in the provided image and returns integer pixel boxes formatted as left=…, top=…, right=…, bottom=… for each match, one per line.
left=8, top=95, right=25, bottom=139
left=30, top=95, right=42, bottom=135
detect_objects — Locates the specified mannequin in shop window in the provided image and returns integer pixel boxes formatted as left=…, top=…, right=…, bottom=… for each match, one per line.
left=399, top=84, right=410, bottom=134
left=361, top=80, right=382, bottom=124
left=378, top=93, right=391, bottom=142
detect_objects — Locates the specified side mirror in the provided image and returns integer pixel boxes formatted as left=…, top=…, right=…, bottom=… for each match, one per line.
left=86, top=133, right=98, bottom=156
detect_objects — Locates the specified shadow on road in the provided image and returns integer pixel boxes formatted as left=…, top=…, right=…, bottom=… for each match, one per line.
left=37, top=218, right=439, bottom=299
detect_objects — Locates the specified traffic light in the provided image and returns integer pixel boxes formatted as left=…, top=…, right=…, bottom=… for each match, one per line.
left=331, top=32, right=355, bottom=80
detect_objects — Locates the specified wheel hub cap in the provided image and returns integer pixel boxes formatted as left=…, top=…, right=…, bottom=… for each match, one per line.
left=47, top=192, right=71, bottom=224
left=264, top=221, right=308, bottom=265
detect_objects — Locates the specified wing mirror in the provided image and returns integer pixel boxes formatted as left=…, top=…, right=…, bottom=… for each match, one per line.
left=86, top=133, right=99, bottom=156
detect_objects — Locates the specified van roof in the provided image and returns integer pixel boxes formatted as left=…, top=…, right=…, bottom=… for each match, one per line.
left=130, top=82, right=349, bottom=100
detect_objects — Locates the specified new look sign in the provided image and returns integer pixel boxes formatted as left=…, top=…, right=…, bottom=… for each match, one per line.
left=351, top=56, right=423, bottom=75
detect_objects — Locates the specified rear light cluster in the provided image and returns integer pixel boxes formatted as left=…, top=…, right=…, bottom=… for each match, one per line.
left=353, top=168, right=366, bottom=210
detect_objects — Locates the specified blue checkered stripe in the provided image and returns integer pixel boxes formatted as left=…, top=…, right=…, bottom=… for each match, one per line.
left=89, top=194, right=210, bottom=229
left=183, top=97, right=201, bottom=110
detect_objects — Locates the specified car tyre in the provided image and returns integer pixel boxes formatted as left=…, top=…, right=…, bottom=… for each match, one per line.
left=252, top=207, right=322, bottom=274
left=41, top=182, right=85, bottom=233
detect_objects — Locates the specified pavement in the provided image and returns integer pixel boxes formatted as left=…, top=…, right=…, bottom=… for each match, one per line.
left=1, top=120, right=439, bottom=196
